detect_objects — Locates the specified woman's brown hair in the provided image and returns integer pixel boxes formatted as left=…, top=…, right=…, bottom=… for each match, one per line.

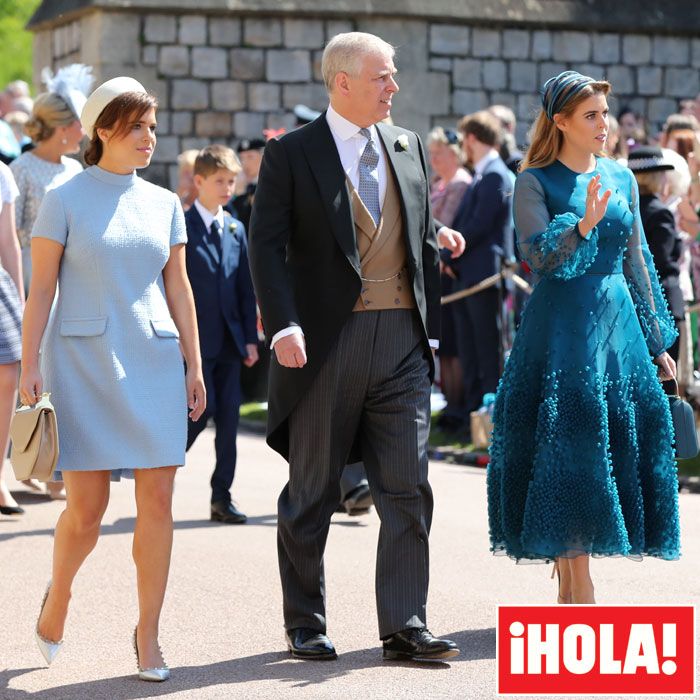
left=520, top=80, right=611, bottom=171
left=84, top=91, right=158, bottom=166
left=664, top=129, right=700, bottom=165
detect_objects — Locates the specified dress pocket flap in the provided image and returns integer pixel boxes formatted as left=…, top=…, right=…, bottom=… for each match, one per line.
left=150, top=318, right=180, bottom=338
left=60, top=317, right=108, bottom=337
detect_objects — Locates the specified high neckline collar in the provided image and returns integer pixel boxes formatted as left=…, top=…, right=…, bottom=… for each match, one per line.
left=555, top=155, right=599, bottom=175
left=86, top=165, right=138, bottom=187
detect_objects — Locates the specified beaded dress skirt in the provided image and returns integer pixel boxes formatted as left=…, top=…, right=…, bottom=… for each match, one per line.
left=487, top=158, right=681, bottom=562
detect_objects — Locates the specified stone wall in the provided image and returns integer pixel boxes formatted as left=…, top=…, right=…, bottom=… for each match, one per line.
left=30, top=7, right=700, bottom=188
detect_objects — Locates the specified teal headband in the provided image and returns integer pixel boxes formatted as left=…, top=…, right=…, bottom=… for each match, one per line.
left=541, top=70, right=596, bottom=121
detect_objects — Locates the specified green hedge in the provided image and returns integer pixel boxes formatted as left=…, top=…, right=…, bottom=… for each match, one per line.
left=0, top=1, right=41, bottom=88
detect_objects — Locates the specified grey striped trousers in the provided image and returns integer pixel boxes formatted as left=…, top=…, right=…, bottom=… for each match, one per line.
left=278, top=308, right=433, bottom=638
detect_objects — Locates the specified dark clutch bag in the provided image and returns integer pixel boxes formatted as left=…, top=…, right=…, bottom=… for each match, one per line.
left=666, top=379, right=699, bottom=460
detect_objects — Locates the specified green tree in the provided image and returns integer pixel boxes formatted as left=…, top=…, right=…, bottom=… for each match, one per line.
left=0, top=0, right=42, bottom=90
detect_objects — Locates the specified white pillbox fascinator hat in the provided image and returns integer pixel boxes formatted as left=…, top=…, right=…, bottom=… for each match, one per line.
left=80, top=76, right=147, bottom=139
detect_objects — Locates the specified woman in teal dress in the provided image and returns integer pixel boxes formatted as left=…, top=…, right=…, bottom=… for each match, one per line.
left=487, top=72, right=680, bottom=604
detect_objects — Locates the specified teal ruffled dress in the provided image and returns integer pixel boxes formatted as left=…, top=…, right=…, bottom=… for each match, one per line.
left=487, top=157, right=681, bottom=562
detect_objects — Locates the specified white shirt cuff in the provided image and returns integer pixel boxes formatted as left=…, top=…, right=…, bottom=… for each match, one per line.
left=270, top=325, right=304, bottom=349
left=429, top=338, right=439, bottom=349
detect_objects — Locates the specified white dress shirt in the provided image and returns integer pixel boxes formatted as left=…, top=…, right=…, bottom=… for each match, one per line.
left=325, top=103, right=388, bottom=207
left=193, top=198, right=225, bottom=232
left=473, top=149, right=500, bottom=180
left=271, top=106, right=438, bottom=350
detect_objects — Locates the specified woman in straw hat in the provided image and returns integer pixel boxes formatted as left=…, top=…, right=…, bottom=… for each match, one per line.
left=20, top=77, right=205, bottom=681
left=487, top=71, right=680, bottom=604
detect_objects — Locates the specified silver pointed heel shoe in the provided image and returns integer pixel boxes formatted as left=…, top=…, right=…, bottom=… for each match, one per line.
left=133, top=627, right=170, bottom=682
left=35, top=582, right=63, bottom=665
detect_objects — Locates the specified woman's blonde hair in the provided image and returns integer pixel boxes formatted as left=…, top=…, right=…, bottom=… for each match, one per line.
left=634, top=170, right=666, bottom=196
left=427, top=127, right=462, bottom=158
left=521, top=80, right=611, bottom=171
left=177, top=149, right=200, bottom=174
left=24, top=92, right=76, bottom=143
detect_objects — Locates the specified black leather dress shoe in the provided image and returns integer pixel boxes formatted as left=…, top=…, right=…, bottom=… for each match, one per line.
left=382, top=628, right=459, bottom=661
left=342, top=484, right=373, bottom=515
left=286, top=627, right=337, bottom=660
left=210, top=501, right=247, bottom=524
left=0, top=504, right=25, bottom=516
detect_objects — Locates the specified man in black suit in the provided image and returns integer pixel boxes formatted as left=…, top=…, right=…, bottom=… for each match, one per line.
left=449, top=111, right=515, bottom=424
left=249, top=31, right=459, bottom=663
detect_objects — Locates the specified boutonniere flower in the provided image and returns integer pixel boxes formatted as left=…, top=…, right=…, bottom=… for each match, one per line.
left=395, top=134, right=410, bottom=152
left=228, top=222, right=237, bottom=234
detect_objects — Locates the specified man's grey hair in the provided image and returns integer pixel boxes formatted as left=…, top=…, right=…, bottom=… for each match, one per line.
left=321, top=32, right=395, bottom=93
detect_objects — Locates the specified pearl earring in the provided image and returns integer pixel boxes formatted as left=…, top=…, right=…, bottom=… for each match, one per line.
left=61, top=138, right=67, bottom=145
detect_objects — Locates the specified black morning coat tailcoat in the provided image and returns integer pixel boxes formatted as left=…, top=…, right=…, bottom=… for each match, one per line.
left=248, top=113, right=441, bottom=459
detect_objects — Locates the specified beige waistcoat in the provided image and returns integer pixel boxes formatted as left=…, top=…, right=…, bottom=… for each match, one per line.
left=349, top=166, right=416, bottom=312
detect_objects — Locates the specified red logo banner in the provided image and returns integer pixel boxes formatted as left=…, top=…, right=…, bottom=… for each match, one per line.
left=498, top=605, right=695, bottom=695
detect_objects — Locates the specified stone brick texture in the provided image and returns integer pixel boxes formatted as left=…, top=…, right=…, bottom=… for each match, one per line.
left=37, top=11, right=698, bottom=188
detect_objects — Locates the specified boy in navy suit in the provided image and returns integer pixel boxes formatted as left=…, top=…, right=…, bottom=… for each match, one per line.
left=185, top=145, right=258, bottom=523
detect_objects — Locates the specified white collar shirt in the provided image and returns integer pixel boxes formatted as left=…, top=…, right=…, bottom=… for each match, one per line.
left=473, top=149, right=500, bottom=180
left=270, top=107, right=439, bottom=350
left=325, top=103, right=387, bottom=207
left=193, top=198, right=225, bottom=233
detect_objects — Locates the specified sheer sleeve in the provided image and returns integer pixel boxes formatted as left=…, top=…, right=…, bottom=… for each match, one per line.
left=514, top=170, right=598, bottom=279
left=623, top=171, right=678, bottom=358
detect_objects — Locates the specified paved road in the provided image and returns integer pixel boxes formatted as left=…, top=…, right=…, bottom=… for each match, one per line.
left=1, top=430, right=699, bottom=699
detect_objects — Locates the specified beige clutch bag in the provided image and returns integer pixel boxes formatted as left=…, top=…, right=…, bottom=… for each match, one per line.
left=10, top=392, right=59, bottom=482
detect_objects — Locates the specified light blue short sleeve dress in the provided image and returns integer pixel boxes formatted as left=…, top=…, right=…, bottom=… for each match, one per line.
left=31, top=165, right=188, bottom=480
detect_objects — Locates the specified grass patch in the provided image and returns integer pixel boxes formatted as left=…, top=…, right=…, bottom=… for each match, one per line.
left=239, top=402, right=267, bottom=424
left=239, top=403, right=476, bottom=450
left=677, top=453, right=700, bottom=477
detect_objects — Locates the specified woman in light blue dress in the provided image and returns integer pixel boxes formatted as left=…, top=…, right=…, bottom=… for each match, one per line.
left=20, top=78, right=206, bottom=680
left=487, top=72, right=680, bottom=604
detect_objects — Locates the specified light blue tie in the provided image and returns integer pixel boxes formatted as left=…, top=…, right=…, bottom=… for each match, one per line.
left=358, top=127, right=381, bottom=226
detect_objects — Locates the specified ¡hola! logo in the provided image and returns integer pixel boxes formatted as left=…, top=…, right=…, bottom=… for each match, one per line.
left=497, top=606, right=696, bottom=695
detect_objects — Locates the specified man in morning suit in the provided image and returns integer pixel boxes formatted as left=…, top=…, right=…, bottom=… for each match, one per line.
left=448, top=111, right=515, bottom=424
left=249, top=32, right=459, bottom=662
left=185, top=145, right=259, bottom=524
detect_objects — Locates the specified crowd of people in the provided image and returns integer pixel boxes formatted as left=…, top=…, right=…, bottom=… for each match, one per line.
left=0, top=31, right=696, bottom=677
left=429, top=94, right=700, bottom=440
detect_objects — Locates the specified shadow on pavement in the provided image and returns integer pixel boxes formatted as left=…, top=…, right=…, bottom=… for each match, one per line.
left=0, top=628, right=495, bottom=699
left=0, top=510, right=375, bottom=542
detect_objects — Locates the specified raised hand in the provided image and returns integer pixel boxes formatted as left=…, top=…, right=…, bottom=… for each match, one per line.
left=579, top=174, right=612, bottom=237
